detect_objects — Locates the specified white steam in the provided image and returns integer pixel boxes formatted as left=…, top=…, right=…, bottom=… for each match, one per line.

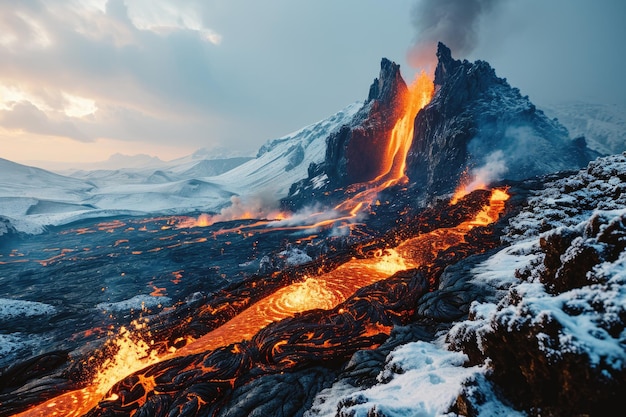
left=463, top=150, right=508, bottom=194
left=177, top=193, right=283, bottom=228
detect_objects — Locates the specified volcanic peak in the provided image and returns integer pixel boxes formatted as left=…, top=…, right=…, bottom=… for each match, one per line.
left=286, top=42, right=595, bottom=211
left=367, top=58, right=408, bottom=106
left=405, top=42, right=596, bottom=200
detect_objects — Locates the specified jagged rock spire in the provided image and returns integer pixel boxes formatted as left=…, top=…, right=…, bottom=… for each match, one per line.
left=434, top=42, right=461, bottom=87
left=367, top=58, right=407, bottom=105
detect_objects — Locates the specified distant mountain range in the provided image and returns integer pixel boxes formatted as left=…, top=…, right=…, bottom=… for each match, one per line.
left=0, top=103, right=361, bottom=234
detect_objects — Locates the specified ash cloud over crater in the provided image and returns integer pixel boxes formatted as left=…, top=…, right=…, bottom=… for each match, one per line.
left=408, top=0, right=505, bottom=68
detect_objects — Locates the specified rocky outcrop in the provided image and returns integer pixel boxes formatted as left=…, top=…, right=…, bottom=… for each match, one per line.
left=448, top=153, right=626, bottom=416
left=283, top=58, right=408, bottom=210
left=405, top=42, right=596, bottom=200
left=285, top=43, right=596, bottom=211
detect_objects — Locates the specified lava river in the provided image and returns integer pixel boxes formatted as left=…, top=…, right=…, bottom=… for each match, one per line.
left=13, top=188, right=509, bottom=416
left=7, top=69, right=508, bottom=416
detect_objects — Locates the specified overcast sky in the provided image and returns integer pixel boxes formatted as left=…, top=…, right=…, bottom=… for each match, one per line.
left=1, top=0, right=624, bottom=167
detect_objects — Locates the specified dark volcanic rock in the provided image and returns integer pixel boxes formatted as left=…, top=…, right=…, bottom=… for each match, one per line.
left=283, top=58, right=408, bottom=210
left=331, top=58, right=408, bottom=186
left=448, top=155, right=626, bottom=416
left=285, top=42, right=596, bottom=212
left=405, top=42, right=596, bottom=201
left=218, top=367, right=337, bottom=417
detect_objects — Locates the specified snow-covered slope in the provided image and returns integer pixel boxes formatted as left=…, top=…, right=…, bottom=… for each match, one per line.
left=0, top=102, right=362, bottom=234
left=0, top=158, right=93, bottom=202
left=209, top=101, right=363, bottom=198
left=67, top=157, right=253, bottom=187
left=542, top=101, right=626, bottom=155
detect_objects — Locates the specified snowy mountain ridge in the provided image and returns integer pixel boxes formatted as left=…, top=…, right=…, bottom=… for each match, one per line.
left=542, top=101, right=626, bottom=155
left=0, top=102, right=362, bottom=235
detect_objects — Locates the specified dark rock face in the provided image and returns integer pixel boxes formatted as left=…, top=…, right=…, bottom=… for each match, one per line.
left=283, top=58, right=408, bottom=210
left=405, top=42, right=596, bottom=200
left=340, top=58, right=408, bottom=186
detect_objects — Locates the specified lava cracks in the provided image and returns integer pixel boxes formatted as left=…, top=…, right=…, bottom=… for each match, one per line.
left=9, top=189, right=507, bottom=417
left=86, top=269, right=431, bottom=417
left=85, top=192, right=507, bottom=416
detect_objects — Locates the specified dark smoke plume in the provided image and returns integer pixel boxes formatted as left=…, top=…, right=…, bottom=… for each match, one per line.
left=408, top=0, right=503, bottom=68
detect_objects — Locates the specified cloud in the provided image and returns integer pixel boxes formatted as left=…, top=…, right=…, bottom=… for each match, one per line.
left=0, top=0, right=227, bottom=150
left=124, top=0, right=222, bottom=45
left=0, top=101, right=91, bottom=141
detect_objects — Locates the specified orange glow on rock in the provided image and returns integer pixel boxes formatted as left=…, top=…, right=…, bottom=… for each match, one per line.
left=20, top=189, right=509, bottom=416
left=450, top=179, right=488, bottom=205
left=376, top=71, right=435, bottom=184
left=15, top=321, right=169, bottom=417
left=334, top=72, right=434, bottom=215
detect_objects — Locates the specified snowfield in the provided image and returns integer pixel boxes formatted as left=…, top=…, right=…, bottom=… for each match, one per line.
left=0, top=102, right=362, bottom=235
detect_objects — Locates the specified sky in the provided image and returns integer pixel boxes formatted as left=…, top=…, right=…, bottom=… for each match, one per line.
left=1, top=0, right=625, bottom=169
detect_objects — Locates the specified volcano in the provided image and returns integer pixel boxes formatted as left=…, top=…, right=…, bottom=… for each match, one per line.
left=1, top=44, right=624, bottom=417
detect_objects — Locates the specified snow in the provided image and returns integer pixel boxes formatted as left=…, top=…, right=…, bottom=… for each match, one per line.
left=449, top=152, right=626, bottom=387
left=0, top=333, right=48, bottom=366
left=470, top=240, right=539, bottom=291
left=542, top=101, right=626, bottom=155
left=0, top=102, right=362, bottom=235
left=307, top=340, right=524, bottom=417
left=96, top=294, right=172, bottom=313
left=210, top=101, right=362, bottom=197
left=278, top=247, right=312, bottom=266
left=0, top=298, right=56, bottom=320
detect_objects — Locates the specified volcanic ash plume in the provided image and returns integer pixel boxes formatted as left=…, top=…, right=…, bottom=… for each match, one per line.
left=408, top=0, right=502, bottom=68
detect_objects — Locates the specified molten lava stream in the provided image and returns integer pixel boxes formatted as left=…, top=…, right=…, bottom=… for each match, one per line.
left=17, top=189, right=508, bottom=416
left=176, top=189, right=510, bottom=356
left=334, top=72, right=434, bottom=214
left=177, top=248, right=412, bottom=356
left=13, top=322, right=167, bottom=417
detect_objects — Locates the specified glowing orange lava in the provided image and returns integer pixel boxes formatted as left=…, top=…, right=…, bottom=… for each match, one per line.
left=334, top=72, right=434, bottom=214
left=17, top=189, right=508, bottom=416
left=14, top=321, right=169, bottom=417
left=377, top=71, right=435, bottom=184
left=450, top=170, right=497, bottom=205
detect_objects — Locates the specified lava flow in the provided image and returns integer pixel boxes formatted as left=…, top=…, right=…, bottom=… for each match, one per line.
left=179, top=188, right=508, bottom=356
left=14, top=187, right=509, bottom=417
left=175, top=71, right=434, bottom=234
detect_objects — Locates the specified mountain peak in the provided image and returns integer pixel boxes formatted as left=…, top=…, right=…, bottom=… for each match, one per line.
left=367, top=58, right=407, bottom=105
left=434, top=42, right=461, bottom=87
